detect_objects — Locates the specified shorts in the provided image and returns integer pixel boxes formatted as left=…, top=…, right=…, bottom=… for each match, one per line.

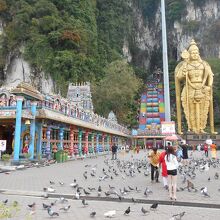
left=167, top=169, right=177, bottom=176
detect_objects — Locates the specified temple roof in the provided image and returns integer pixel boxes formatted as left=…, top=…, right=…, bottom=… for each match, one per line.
left=11, top=82, right=43, bottom=101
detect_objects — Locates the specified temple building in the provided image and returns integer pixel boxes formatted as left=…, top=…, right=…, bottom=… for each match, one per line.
left=0, top=82, right=129, bottom=161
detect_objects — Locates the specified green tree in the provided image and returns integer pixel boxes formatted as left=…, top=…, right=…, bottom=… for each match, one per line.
left=92, top=60, right=143, bottom=125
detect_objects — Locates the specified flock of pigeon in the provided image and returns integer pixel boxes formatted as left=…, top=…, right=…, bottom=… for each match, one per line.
left=1, top=151, right=220, bottom=219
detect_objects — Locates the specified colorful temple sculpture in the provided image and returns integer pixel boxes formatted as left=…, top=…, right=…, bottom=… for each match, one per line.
left=0, top=82, right=129, bottom=161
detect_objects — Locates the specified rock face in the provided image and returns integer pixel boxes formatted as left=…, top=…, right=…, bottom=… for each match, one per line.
left=1, top=0, right=220, bottom=91
left=173, top=0, right=220, bottom=59
left=2, top=54, right=55, bottom=94
left=123, top=0, right=220, bottom=69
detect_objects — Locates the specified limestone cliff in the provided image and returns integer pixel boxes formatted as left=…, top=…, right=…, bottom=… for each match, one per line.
left=124, top=0, right=220, bottom=69
left=0, top=0, right=220, bottom=94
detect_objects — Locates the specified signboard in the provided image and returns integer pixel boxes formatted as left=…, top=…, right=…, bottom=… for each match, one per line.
left=0, top=110, right=16, bottom=117
left=161, top=121, right=175, bottom=135
left=0, top=140, right=6, bottom=151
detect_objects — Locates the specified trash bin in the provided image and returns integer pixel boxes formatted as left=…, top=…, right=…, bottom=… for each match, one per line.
left=56, top=150, right=63, bottom=163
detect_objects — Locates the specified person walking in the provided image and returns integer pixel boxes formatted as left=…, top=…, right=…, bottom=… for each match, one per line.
left=159, top=148, right=168, bottom=189
left=210, top=143, right=217, bottom=159
left=204, top=144, right=208, bottom=157
left=165, top=146, right=179, bottom=200
left=111, top=144, right=118, bottom=160
left=148, top=146, right=160, bottom=183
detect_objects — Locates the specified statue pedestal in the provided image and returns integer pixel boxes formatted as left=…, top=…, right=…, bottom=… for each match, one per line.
left=185, top=133, right=220, bottom=146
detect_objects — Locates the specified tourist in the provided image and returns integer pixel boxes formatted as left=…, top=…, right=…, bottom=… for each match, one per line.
left=148, top=146, right=160, bottom=183
left=159, top=147, right=168, bottom=189
left=181, top=143, right=189, bottom=166
left=175, top=145, right=183, bottom=162
left=136, top=145, right=140, bottom=154
left=210, top=142, right=217, bottom=159
left=197, top=144, right=201, bottom=152
left=165, top=146, right=179, bottom=200
left=204, top=144, right=209, bottom=157
left=111, top=144, right=118, bottom=160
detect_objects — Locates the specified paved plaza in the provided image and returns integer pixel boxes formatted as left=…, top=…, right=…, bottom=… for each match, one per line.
left=0, top=150, right=220, bottom=219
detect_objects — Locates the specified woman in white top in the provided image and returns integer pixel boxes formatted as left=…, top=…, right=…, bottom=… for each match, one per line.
left=165, top=146, right=179, bottom=200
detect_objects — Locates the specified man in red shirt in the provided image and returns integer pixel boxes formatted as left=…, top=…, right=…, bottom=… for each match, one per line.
left=204, top=144, right=208, bottom=157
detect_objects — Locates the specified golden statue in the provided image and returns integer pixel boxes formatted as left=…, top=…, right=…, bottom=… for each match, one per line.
left=175, top=39, right=216, bottom=134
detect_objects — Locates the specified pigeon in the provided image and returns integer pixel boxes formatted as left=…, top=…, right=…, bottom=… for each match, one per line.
left=47, top=207, right=59, bottom=217
left=2, top=199, right=8, bottom=205
left=135, top=187, right=141, bottom=193
left=84, top=189, right=91, bottom=195
left=128, top=186, right=134, bottom=190
left=82, top=199, right=88, bottom=206
left=47, top=187, right=56, bottom=193
left=124, top=187, right=130, bottom=193
left=50, top=181, right=55, bottom=185
left=99, top=175, right=108, bottom=181
left=150, top=202, right=158, bottom=210
left=43, top=203, right=51, bottom=209
left=90, top=211, right=96, bottom=218
left=141, top=206, right=149, bottom=215
left=214, top=172, right=219, bottom=179
left=28, top=202, right=36, bottom=210
left=59, top=197, right=68, bottom=203
left=74, top=192, right=80, bottom=200
left=104, top=210, right=116, bottom=218
left=208, top=177, right=211, bottom=181
left=59, top=205, right=71, bottom=211
left=201, top=187, right=210, bottom=197
left=105, top=191, right=111, bottom=196
left=88, top=187, right=96, bottom=191
left=59, top=181, right=64, bottom=186
left=98, top=186, right=102, bottom=192
left=70, top=182, right=78, bottom=188
left=172, top=211, right=186, bottom=220
left=109, top=185, right=115, bottom=190
left=43, top=193, right=49, bottom=198
left=132, top=197, right=136, bottom=203
left=124, top=206, right=130, bottom=215
left=83, top=172, right=88, bottom=179
left=50, top=200, right=57, bottom=206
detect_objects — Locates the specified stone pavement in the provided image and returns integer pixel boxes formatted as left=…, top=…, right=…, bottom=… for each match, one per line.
left=0, top=150, right=220, bottom=219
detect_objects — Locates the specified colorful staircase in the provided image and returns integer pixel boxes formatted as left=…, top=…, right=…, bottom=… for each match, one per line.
left=138, top=81, right=165, bottom=131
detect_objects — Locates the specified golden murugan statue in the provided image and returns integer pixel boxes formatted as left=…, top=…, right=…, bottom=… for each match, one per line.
left=175, top=39, right=216, bottom=134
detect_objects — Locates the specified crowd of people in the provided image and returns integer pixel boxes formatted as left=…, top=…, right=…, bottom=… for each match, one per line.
left=146, top=141, right=218, bottom=201
left=112, top=141, right=218, bottom=200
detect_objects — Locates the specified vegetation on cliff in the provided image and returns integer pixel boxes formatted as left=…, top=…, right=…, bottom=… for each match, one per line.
left=0, top=0, right=219, bottom=127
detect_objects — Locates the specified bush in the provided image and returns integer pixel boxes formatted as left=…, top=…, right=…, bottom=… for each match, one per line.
left=2, top=153, right=10, bottom=161
left=23, top=153, right=31, bottom=159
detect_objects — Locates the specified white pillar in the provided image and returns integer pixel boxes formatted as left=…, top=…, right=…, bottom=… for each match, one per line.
left=161, top=0, right=171, bottom=121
